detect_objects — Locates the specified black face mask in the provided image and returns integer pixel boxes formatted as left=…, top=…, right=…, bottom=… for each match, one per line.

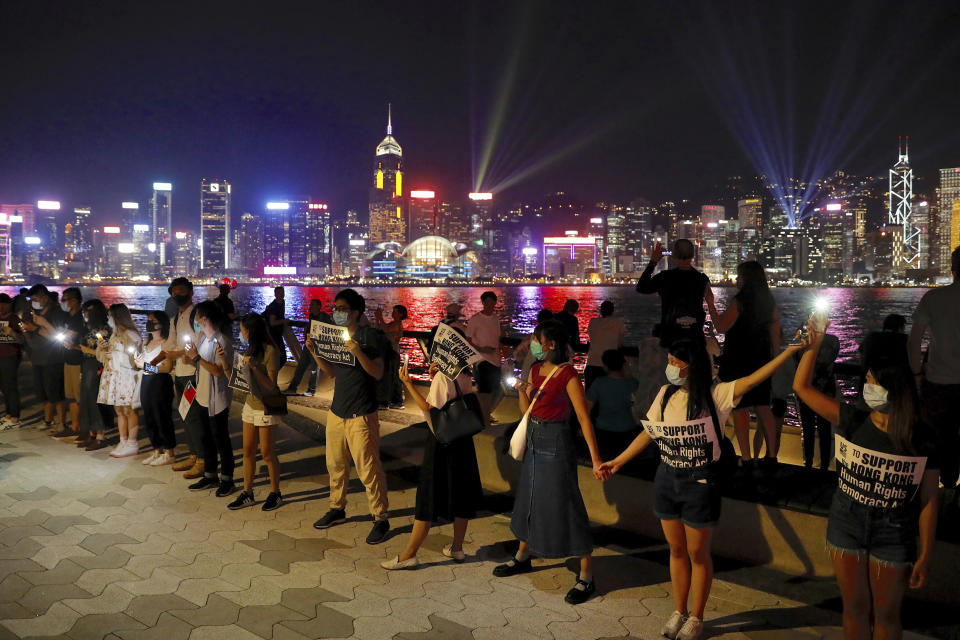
left=173, top=294, right=191, bottom=306
left=145, top=321, right=157, bottom=334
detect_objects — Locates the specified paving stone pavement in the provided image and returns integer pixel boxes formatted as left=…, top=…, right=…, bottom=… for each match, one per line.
left=0, top=410, right=954, bottom=640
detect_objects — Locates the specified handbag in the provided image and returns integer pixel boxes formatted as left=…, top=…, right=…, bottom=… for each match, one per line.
left=429, top=380, right=484, bottom=445
left=508, top=364, right=567, bottom=461
left=261, top=390, right=288, bottom=416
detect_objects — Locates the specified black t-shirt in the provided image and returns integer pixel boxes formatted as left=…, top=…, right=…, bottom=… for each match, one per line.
left=859, top=332, right=908, bottom=376
left=554, top=310, right=581, bottom=347
left=62, top=311, right=85, bottom=365
left=263, top=299, right=285, bottom=343
left=329, top=325, right=383, bottom=419
left=833, top=404, right=938, bottom=511
left=636, top=264, right=710, bottom=347
left=29, top=306, right=68, bottom=366
left=215, top=295, right=236, bottom=321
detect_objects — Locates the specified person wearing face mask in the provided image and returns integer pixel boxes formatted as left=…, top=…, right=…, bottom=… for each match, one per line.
left=50, top=287, right=85, bottom=441
left=306, top=288, right=391, bottom=545
left=183, top=301, right=235, bottom=496
left=96, top=304, right=143, bottom=458
left=493, top=320, right=604, bottom=606
left=135, top=312, right=176, bottom=466
left=164, top=277, right=205, bottom=479
left=599, top=339, right=802, bottom=640
left=0, top=293, right=26, bottom=430
left=794, top=323, right=939, bottom=640
left=20, top=284, right=68, bottom=430
left=73, top=300, right=111, bottom=450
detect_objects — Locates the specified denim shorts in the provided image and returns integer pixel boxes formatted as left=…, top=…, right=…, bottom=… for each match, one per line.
left=825, top=492, right=918, bottom=566
left=653, top=464, right=721, bottom=529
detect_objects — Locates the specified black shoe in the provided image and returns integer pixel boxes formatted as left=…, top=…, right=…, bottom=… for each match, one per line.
left=189, top=477, right=219, bottom=491
left=215, top=480, right=236, bottom=497
left=262, top=491, right=283, bottom=511
left=281, top=388, right=299, bottom=396
left=227, top=491, right=255, bottom=510
left=492, top=557, right=532, bottom=577
left=366, top=520, right=390, bottom=545
left=51, top=428, right=75, bottom=439
left=313, top=508, right=347, bottom=529
left=564, top=579, right=596, bottom=604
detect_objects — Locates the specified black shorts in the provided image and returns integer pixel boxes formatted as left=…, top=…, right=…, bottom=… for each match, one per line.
left=653, top=464, right=721, bottom=528
left=771, top=397, right=787, bottom=419
left=33, top=363, right=65, bottom=403
left=825, top=492, right=917, bottom=566
left=475, top=361, right=501, bottom=394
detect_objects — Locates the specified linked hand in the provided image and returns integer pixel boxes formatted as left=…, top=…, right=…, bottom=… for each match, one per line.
left=651, top=241, right=663, bottom=263
left=598, top=460, right=621, bottom=479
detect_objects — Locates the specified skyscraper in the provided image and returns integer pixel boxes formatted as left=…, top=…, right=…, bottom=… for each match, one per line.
left=888, top=139, right=917, bottom=274
left=368, top=105, right=405, bottom=244
left=200, top=179, right=231, bottom=272
left=151, top=182, right=172, bottom=267
left=408, top=190, right=437, bottom=243
left=239, top=212, right=263, bottom=273
left=938, top=167, right=960, bottom=276
left=63, top=206, right=94, bottom=275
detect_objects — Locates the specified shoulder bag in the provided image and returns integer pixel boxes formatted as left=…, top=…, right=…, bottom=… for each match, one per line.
left=429, top=380, right=484, bottom=445
left=508, top=364, right=568, bottom=461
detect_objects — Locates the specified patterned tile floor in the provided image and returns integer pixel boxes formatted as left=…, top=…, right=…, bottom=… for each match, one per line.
left=0, top=409, right=951, bottom=640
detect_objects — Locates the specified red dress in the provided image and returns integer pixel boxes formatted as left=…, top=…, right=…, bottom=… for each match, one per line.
left=528, top=363, right=579, bottom=422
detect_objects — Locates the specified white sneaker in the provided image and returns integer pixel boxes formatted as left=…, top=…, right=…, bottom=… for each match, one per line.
left=113, top=441, right=139, bottom=458
left=442, top=545, right=466, bottom=562
left=662, top=611, right=687, bottom=639
left=150, top=452, right=175, bottom=466
left=141, top=451, right=159, bottom=465
left=109, top=439, right=127, bottom=457
left=380, top=555, right=419, bottom=570
left=676, top=615, right=703, bottom=640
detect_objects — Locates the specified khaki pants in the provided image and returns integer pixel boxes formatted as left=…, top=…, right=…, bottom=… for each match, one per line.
left=325, top=412, right=389, bottom=520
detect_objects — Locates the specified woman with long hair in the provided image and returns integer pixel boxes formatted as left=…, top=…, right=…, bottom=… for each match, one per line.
left=794, top=323, right=938, bottom=640
left=600, top=339, right=803, bottom=640
left=136, top=311, right=176, bottom=466
left=225, top=313, right=285, bottom=511
left=492, top=320, right=604, bottom=605
left=710, top=260, right=781, bottom=465
left=96, top=303, right=142, bottom=458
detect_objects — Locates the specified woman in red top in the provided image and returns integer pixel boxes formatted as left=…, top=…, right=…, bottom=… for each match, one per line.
left=493, top=320, right=604, bottom=605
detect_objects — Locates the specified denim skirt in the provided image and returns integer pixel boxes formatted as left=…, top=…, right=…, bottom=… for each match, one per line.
left=510, top=418, right=593, bottom=558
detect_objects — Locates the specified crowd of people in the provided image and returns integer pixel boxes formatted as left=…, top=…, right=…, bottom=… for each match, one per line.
left=0, top=242, right=957, bottom=640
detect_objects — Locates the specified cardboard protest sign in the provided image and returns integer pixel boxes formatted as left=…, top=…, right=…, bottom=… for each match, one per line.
left=642, top=418, right=720, bottom=469
left=229, top=353, right=250, bottom=392
left=429, top=323, right=483, bottom=379
left=834, top=435, right=927, bottom=509
left=310, top=320, right=356, bottom=366
left=0, top=321, right=17, bottom=343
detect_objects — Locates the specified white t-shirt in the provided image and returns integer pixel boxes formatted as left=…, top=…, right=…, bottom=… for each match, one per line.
left=646, top=381, right=737, bottom=426
left=171, top=304, right=199, bottom=377
left=586, top=316, right=626, bottom=366
left=467, top=312, right=501, bottom=366
left=424, top=372, right=475, bottom=430
left=644, top=382, right=737, bottom=468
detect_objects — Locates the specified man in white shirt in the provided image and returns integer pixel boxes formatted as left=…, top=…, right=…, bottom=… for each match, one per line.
left=467, top=291, right=505, bottom=421
left=164, top=277, right=205, bottom=479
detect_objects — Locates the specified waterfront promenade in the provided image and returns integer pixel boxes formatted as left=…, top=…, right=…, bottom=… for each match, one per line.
left=0, top=376, right=955, bottom=639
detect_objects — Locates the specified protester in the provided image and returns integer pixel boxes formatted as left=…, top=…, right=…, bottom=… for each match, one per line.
left=163, top=283, right=180, bottom=321
left=54, top=287, right=85, bottom=440
left=0, top=294, right=24, bottom=430
left=97, top=303, right=142, bottom=458
left=226, top=313, right=285, bottom=511
left=375, top=303, right=408, bottom=409
left=585, top=300, right=625, bottom=391
left=20, top=285, right=67, bottom=430
left=467, top=291, right=504, bottom=422
left=282, top=299, right=331, bottom=396
left=381, top=361, right=485, bottom=569
left=74, top=300, right=111, bottom=450
left=183, top=301, right=235, bottom=496
left=263, top=285, right=286, bottom=348
left=795, top=330, right=839, bottom=470
left=710, top=261, right=780, bottom=465
left=511, top=309, right=554, bottom=382
left=600, top=339, right=804, bottom=639
left=860, top=314, right=908, bottom=380
left=213, top=283, right=237, bottom=322
left=555, top=299, right=583, bottom=349
left=493, top=320, right=603, bottom=605
left=586, top=349, right=640, bottom=459
left=909, top=246, right=960, bottom=501
left=795, top=325, right=939, bottom=640
left=12, top=288, right=30, bottom=318
left=307, top=288, right=391, bottom=544
left=166, top=278, right=205, bottom=478
left=636, top=240, right=713, bottom=348
left=136, top=311, right=176, bottom=466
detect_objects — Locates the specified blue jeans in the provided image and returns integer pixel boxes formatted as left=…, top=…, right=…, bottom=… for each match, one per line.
left=826, top=492, right=918, bottom=565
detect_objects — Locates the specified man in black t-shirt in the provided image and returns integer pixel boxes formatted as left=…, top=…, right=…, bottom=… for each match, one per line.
left=636, top=239, right=713, bottom=348
left=214, top=284, right=237, bottom=323
left=306, top=289, right=390, bottom=545
left=52, top=287, right=85, bottom=440
left=555, top=299, right=582, bottom=348
left=20, top=285, right=67, bottom=430
left=263, top=286, right=286, bottom=347
left=283, top=299, right=332, bottom=396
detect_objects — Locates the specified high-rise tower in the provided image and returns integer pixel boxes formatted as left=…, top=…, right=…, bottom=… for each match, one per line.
left=888, top=137, right=918, bottom=273
left=368, top=105, right=406, bottom=244
left=200, top=179, right=231, bottom=272
left=151, top=182, right=172, bottom=267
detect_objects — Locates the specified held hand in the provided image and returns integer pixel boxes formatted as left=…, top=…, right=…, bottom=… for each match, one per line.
left=215, top=343, right=225, bottom=362
left=909, top=558, right=929, bottom=589
left=183, top=342, right=198, bottom=359
left=305, top=337, right=315, bottom=352
left=651, top=241, right=663, bottom=263
left=33, top=315, right=50, bottom=329
left=97, top=337, right=107, bottom=349
left=592, top=461, right=608, bottom=482
left=598, top=460, right=622, bottom=479
left=134, top=353, right=145, bottom=369
left=241, top=355, right=251, bottom=367
left=343, top=339, right=361, bottom=356
left=399, top=364, right=411, bottom=384
left=20, top=321, right=36, bottom=332
left=428, top=362, right=440, bottom=376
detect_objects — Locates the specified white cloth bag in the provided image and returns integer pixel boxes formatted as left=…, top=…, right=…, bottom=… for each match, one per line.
left=508, top=364, right=567, bottom=461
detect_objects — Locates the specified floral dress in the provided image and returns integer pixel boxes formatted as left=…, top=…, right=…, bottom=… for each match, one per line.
left=97, top=328, right=142, bottom=407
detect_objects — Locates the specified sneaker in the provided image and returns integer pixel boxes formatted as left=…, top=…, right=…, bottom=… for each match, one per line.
left=189, top=477, right=219, bottom=491
left=313, top=508, right=347, bottom=529
left=38, top=420, right=53, bottom=431
left=109, top=439, right=127, bottom=456
left=442, top=545, right=466, bottom=562
left=172, top=455, right=197, bottom=472
left=150, top=452, right=175, bottom=466
left=564, top=579, right=596, bottom=605
left=303, top=390, right=315, bottom=397
left=228, top=491, right=255, bottom=510
left=388, top=403, right=404, bottom=410
left=141, top=451, right=160, bottom=465
left=112, top=441, right=139, bottom=458
left=676, top=615, right=703, bottom=640
left=492, top=557, right=532, bottom=577
left=380, top=555, right=418, bottom=570
left=85, top=439, right=109, bottom=451
left=366, top=520, right=390, bottom=545
left=215, top=480, right=236, bottom=497
left=662, top=611, right=687, bottom=639
left=51, top=427, right=75, bottom=440
left=262, top=491, right=283, bottom=511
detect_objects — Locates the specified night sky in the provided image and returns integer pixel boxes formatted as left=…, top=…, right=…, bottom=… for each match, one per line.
left=1, top=0, right=958, bottom=228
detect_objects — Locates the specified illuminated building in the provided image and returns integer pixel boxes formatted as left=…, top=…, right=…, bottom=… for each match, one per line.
left=286, top=200, right=311, bottom=269
left=623, top=201, right=652, bottom=260
left=263, top=202, right=290, bottom=267
left=0, top=204, right=32, bottom=277
left=239, top=213, right=263, bottom=272
left=737, top=198, right=762, bottom=230
left=911, top=200, right=931, bottom=270
left=542, top=236, right=597, bottom=279
left=32, top=200, right=62, bottom=278
left=200, top=179, right=231, bottom=273
left=369, top=105, right=405, bottom=244
left=304, top=202, right=331, bottom=275
left=819, top=203, right=846, bottom=280
left=173, top=230, right=198, bottom=276
left=408, top=190, right=437, bottom=243
left=98, top=226, right=123, bottom=276
left=151, top=182, right=172, bottom=268
left=720, top=220, right=740, bottom=278
left=588, top=216, right=608, bottom=276
left=439, top=201, right=470, bottom=244
left=887, top=139, right=918, bottom=274
left=63, top=207, right=94, bottom=276
left=468, top=192, right=493, bottom=237
left=938, top=167, right=960, bottom=276
left=401, top=236, right=478, bottom=280
left=701, top=221, right=724, bottom=280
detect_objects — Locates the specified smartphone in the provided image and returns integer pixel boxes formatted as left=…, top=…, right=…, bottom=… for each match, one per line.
left=789, top=329, right=809, bottom=347
left=402, top=353, right=409, bottom=374
left=662, top=250, right=672, bottom=256
left=144, top=363, right=159, bottom=374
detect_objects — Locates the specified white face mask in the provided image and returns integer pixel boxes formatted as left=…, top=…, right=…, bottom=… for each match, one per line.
left=61, top=302, right=71, bottom=312
left=31, top=300, right=43, bottom=310
left=665, top=364, right=686, bottom=386
left=863, top=383, right=889, bottom=411
left=107, top=317, right=116, bottom=330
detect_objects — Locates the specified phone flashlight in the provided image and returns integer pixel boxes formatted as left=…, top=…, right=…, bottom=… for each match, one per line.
left=813, top=297, right=830, bottom=314
left=183, top=335, right=191, bottom=344
left=505, top=375, right=518, bottom=387
left=55, top=333, right=66, bottom=342
left=127, top=346, right=136, bottom=354
left=95, top=332, right=103, bottom=340
left=342, top=328, right=350, bottom=341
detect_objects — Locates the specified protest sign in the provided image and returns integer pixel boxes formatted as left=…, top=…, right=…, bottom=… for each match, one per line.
left=310, top=320, right=356, bottom=366
left=642, top=417, right=720, bottom=469
left=0, top=321, right=17, bottom=343
left=429, top=323, right=483, bottom=379
left=228, top=353, right=250, bottom=392
left=834, top=435, right=927, bottom=509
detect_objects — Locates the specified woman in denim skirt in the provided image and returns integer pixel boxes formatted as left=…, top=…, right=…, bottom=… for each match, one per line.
left=492, top=320, right=605, bottom=605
